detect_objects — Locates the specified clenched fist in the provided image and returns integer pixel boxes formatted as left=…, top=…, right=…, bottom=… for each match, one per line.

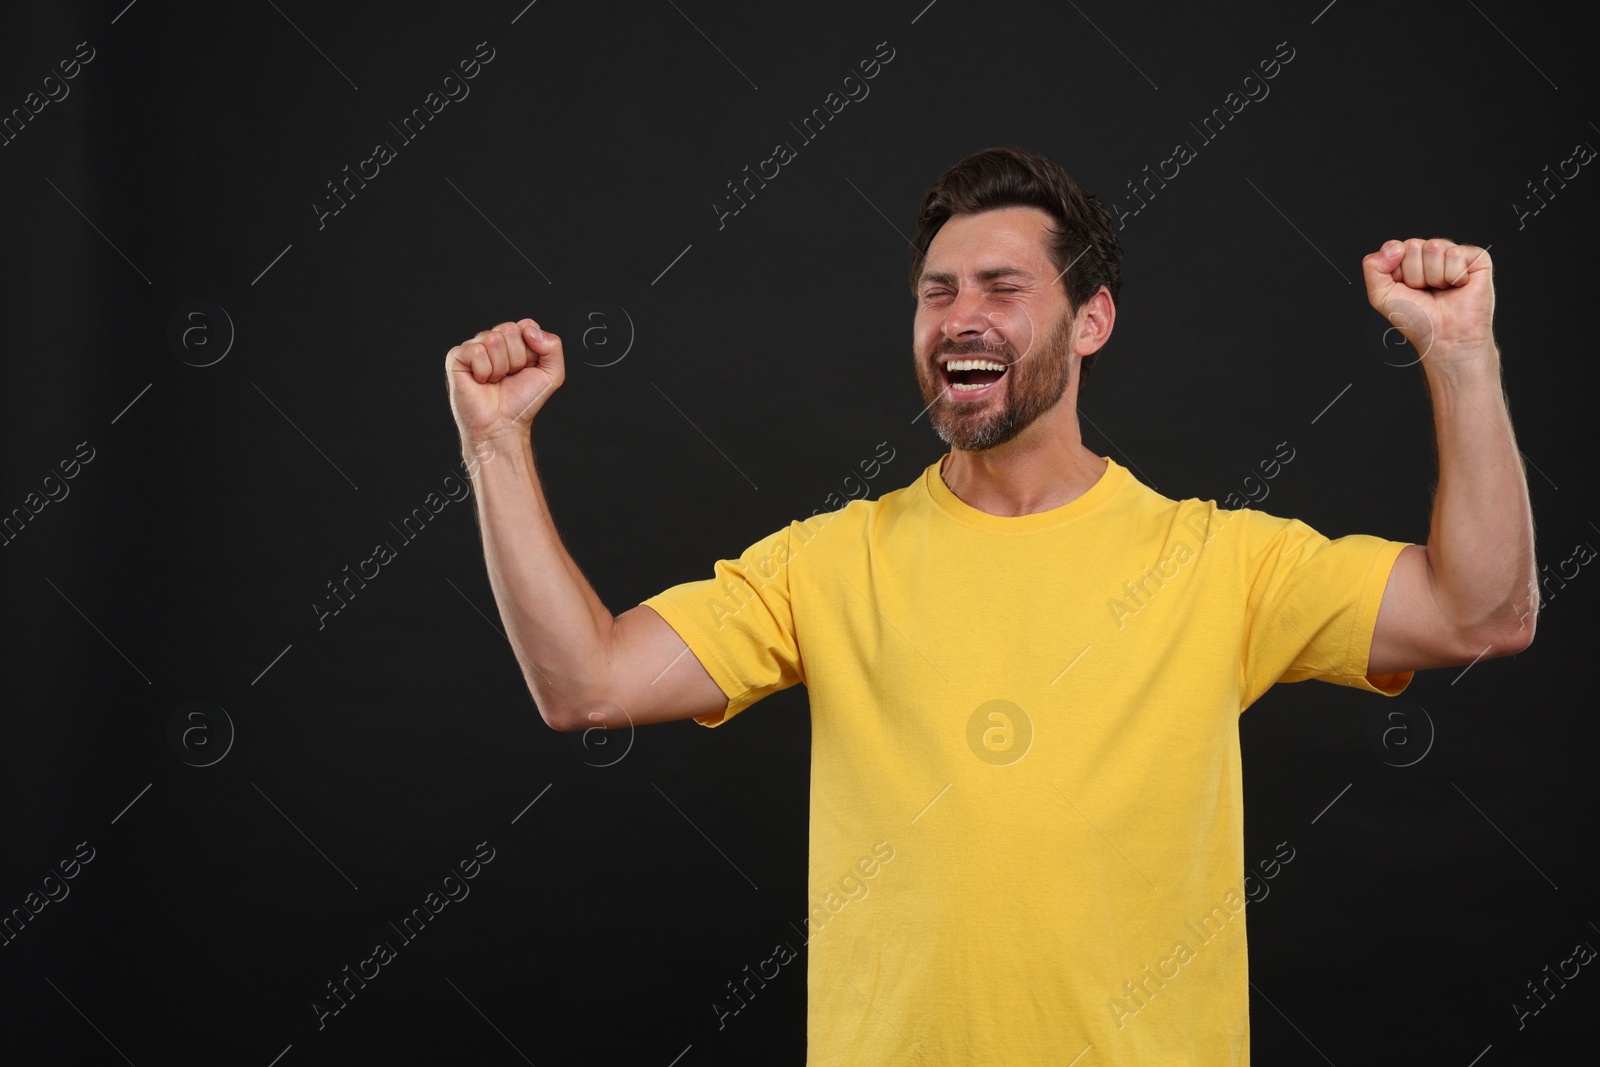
left=1361, top=238, right=1495, bottom=365
left=445, top=318, right=565, bottom=445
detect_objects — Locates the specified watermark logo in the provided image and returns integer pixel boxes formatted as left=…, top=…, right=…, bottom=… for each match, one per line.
left=1512, top=934, right=1596, bottom=1030
left=0, top=39, right=95, bottom=150
left=313, top=42, right=496, bottom=232
left=565, top=699, right=634, bottom=768
left=1367, top=700, right=1434, bottom=768
left=1244, top=840, right=1296, bottom=903
left=1512, top=138, right=1595, bottom=231
left=716, top=840, right=895, bottom=1029
left=573, top=299, right=634, bottom=367
left=707, top=439, right=896, bottom=632
left=312, top=460, right=486, bottom=631
left=710, top=40, right=896, bottom=231
left=166, top=699, right=234, bottom=767
left=0, top=840, right=95, bottom=949
left=167, top=300, right=234, bottom=367
left=966, top=699, right=1032, bottom=766
left=311, top=840, right=495, bottom=1029
left=1110, top=40, right=1296, bottom=230
left=0, top=439, right=95, bottom=550
left=1367, top=300, right=1434, bottom=366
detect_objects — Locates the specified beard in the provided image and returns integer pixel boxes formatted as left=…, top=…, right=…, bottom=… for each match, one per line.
left=914, top=309, right=1076, bottom=452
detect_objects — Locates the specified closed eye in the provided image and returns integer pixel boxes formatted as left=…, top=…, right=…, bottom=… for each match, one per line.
left=923, top=287, right=1019, bottom=300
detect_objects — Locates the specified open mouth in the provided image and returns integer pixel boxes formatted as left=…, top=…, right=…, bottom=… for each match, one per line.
left=939, top=357, right=1009, bottom=398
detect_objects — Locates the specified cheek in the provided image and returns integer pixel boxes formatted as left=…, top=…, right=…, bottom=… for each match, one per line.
left=1004, top=308, right=1043, bottom=358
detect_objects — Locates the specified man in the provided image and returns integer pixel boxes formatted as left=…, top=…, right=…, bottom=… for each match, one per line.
left=443, top=146, right=1537, bottom=1065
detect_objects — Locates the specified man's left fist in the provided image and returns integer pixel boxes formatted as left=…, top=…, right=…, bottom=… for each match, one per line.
left=1361, top=237, right=1496, bottom=363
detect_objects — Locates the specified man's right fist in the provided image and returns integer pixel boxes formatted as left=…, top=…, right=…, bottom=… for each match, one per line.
left=445, top=318, right=565, bottom=444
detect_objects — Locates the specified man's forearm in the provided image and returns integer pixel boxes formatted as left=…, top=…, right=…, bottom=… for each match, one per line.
left=465, top=430, right=615, bottom=722
left=1423, top=347, right=1539, bottom=649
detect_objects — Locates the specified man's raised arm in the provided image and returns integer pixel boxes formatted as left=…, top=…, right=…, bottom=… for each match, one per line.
left=444, top=319, right=728, bottom=731
left=1364, top=239, right=1540, bottom=675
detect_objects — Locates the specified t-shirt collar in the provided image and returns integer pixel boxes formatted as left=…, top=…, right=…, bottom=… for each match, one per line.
left=924, top=453, right=1127, bottom=533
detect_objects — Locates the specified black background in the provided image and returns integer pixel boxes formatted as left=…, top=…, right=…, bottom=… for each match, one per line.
left=2, top=1, right=1595, bottom=1063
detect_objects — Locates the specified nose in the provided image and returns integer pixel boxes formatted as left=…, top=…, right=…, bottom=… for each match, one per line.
left=941, top=286, right=989, bottom=344
left=944, top=300, right=1013, bottom=356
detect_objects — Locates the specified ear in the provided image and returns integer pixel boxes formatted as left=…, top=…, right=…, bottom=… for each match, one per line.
left=1072, top=286, right=1116, bottom=356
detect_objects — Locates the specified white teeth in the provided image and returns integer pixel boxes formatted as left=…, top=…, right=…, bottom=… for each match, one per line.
left=943, top=358, right=1007, bottom=372
left=950, top=381, right=992, bottom=391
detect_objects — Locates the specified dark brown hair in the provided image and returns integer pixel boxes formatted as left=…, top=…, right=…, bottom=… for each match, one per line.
left=909, top=146, right=1123, bottom=388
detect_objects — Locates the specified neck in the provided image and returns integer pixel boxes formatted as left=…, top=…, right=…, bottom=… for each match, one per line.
left=938, top=400, right=1106, bottom=517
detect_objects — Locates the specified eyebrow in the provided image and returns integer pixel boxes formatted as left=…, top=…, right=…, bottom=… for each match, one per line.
left=917, top=267, right=1034, bottom=289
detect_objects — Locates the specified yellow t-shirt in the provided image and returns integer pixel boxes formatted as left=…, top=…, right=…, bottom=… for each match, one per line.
left=641, top=454, right=1413, bottom=1065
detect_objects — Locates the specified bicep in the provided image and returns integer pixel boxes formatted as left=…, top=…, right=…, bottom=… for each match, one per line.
left=1369, top=545, right=1479, bottom=675
left=600, top=604, right=729, bottom=727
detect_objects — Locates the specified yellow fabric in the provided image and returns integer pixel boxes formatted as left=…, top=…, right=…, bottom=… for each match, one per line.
left=642, top=454, right=1412, bottom=1065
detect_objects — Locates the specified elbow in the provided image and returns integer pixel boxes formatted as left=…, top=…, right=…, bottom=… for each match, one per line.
left=537, top=701, right=574, bottom=731
left=1493, top=594, right=1539, bottom=656
left=526, top=680, right=577, bottom=731
left=1458, top=614, right=1536, bottom=663
left=534, top=692, right=589, bottom=732
left=532, top=689, right=622, bottom=733
left=1494, top=618, right=1536, bottom=656
left=520, top=660, right=590, bottom=731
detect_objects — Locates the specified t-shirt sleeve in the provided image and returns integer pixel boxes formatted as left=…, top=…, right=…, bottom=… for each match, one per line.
left=639, top=522, right=804, bottom=728
left=1236, top=508, right=1415, bottom=708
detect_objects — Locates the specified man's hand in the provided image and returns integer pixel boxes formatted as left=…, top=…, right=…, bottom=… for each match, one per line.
left=1363, top=234, right=1535, bottom=676
left=445, top=318, right=565, bottom=445
left=1361, top=238, right=1496, bottom=366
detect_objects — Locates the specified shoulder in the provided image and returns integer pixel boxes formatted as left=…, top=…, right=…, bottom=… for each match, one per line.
left=791, top=458, right=930, bottom=537
left=790, top=483, right=906, bottom=544
left=1128, top=489, right=1302, bottom=567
